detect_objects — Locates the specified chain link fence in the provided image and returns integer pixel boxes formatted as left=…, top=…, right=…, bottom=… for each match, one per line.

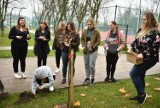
left=92, top=5, right=160, bottom=44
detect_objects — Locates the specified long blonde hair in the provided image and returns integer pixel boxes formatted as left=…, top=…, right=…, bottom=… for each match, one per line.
left=137, top=12, right=159, bottom=37
left=59, top=21, right=66, bottom=31
left=87, top=18, right=96, bottom=28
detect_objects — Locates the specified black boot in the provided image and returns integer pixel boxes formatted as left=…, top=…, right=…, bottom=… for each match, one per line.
left=91, top=78, right=95, bottom=84
left=111, top=77, right=117, bottom=82
left=61, top=79, right=66, bottom=84
left=104, top=77, right=110, bottom=81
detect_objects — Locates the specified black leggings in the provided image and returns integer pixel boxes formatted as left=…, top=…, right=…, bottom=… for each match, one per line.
left=55, top=48, right=62, bottom=68
left=37, top=53, right=47, bottom=67
left=11, top=43, right=27, bottom=73
left=106, top=52, right=119, bottom=78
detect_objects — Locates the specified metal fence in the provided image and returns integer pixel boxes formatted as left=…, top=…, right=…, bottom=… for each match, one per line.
left=96, top=5, right=160, bottom=35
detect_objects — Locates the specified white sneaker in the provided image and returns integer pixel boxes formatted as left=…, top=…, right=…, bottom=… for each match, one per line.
left=55, top=67, right=60, bottom=74
left=14, top=73, right=22, bottom=79
left=49, top=86, right=54, bottom=92
left=22, top=72, right=27, bottom=79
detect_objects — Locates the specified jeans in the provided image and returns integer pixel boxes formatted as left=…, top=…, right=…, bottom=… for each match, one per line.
left=62, top=51, right=76, bottom=79
left=129, top=57, right=158, bottom=96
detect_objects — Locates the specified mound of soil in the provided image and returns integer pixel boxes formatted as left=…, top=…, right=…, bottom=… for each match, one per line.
left=0, top=92, right=9, bottom=101
left=16, top=91, right=35, bottom=104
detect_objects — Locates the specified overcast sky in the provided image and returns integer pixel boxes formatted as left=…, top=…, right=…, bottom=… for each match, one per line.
left=7, top=0, right=159, bottom=20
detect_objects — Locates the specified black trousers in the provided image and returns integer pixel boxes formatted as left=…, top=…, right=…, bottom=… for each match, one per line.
left=55, top=48, right=62, bottom=68
left=11, top=43, right=28, bottom=73
left=106, top=52, right=119, bottom=78
left=37, top=52, right=47, bottom=67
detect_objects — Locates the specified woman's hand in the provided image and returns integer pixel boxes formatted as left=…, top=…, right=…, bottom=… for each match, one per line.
left=39, top=36, right=47, bottom=41
left=16, top=36, right=22, bottom=39
left=42, top=37, right=47, bottom=41
left=39, top=36, right=43, bottom=39
left=103, top=44, right=107, bottom=48
left=38, top=86, right=43, bottom=90
left=64, top=42, right=70, bottom=47
left=136, top=53, right=143, bottom=60
left=27, top=34, right=30, bottom=39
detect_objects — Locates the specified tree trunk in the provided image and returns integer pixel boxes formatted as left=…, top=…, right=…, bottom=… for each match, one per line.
left=48, top=16, right=51, bottom=28
left=78, top=21, right=81, bottom=32
left=68, top=49, right=74, bottom=108
left=1, top=20, right=4, bottom=36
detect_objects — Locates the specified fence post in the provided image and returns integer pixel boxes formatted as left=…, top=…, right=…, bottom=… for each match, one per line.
left=136, top=0, right=142, bottom=31
left=114, top=5, right=117, bottom=21
left=125, top=25, right=128, bottom=47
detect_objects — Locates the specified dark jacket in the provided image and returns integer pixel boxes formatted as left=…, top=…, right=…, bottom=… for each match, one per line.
left=131, top=28, right=160, bottom=61
left=81, top=28, right=101, bottom=54
left=34, top=28, right=50, bottom=56
left=61, top=31, right=80, bottom=52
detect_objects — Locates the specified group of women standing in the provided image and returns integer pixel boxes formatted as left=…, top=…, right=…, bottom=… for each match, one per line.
left=8, top=12, right=160, bottom=105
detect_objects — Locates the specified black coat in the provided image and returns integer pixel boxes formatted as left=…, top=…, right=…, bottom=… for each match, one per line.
left=34, top=28, right=50, bottom=56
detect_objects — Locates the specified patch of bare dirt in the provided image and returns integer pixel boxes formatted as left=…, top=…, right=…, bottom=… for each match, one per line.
left=0, top=92, right=9, bottom=101
left=16, top=91, right=35, bottom=104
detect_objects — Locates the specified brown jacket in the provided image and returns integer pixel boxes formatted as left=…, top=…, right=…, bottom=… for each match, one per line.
left=62, top=31, right=80, bottom=52
left=81, top=28, right=101, bottom=54
left=52, top=30, right=65, bottom=50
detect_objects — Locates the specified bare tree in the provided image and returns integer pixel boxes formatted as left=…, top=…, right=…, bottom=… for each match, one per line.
left=88, top=0, right=103, bottom=23
left=39, top=0, right=70, bottom=31
left=148, top=0, right=160, bottom=13
left=73, top=0, right=89, bottom=31
left=0, top=0, right=22, bottom=35
left=0, top=0, right=9, bottom=35
left=29, top=0, right=48, bottom=25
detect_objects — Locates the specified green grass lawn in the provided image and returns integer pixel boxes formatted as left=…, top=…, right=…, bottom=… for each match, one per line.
left=0, top=50, right=54, bottom=58
left=0, top=31, right=53, bottom=46
left=0, top=49, right=83, bottom=58
left=1, top=74, right=160, bottom=108
left=0, top=29, right=126, bottom=58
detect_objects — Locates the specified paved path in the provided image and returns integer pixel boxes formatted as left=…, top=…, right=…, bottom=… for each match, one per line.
left=0, top=51, right=160, bottom=93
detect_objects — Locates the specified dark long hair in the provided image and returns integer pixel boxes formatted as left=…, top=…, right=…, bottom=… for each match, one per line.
left=16, top=17, right=27, bottom=30
left=39, top=21, right=50, bottom=31
left=110, top=21, right=119, bottom=30
left=65, top=21, right=76, bottom=35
